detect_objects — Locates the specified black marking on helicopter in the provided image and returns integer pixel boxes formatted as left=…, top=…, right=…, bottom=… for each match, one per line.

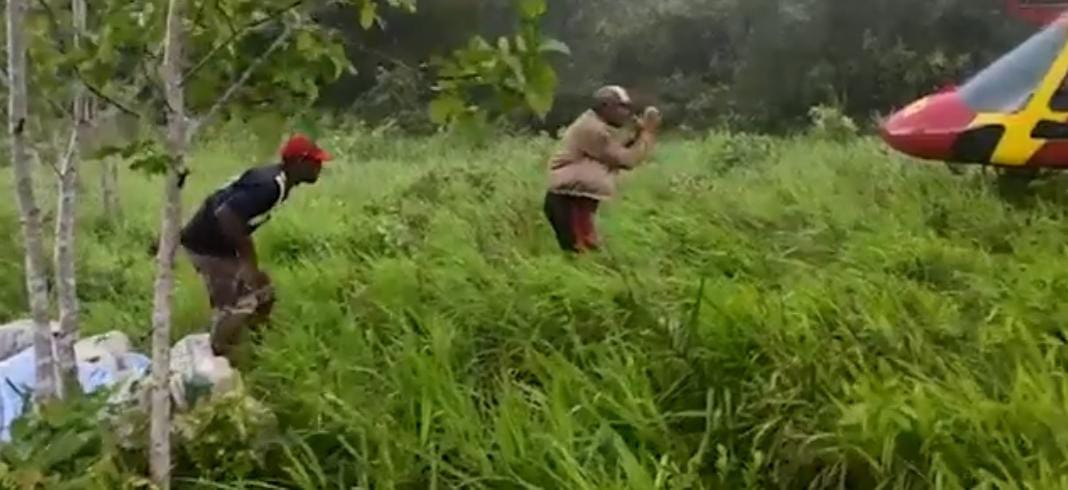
left=953, top=125, right=1005, bottom=163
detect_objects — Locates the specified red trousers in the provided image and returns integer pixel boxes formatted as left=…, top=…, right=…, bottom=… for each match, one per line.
left=543, top=192, right=600, bottom=252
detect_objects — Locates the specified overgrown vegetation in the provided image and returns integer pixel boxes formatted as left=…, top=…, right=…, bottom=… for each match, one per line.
left=4, top=0, right=1066, bottom=487
left=4, top=124, right=1068, bottom=488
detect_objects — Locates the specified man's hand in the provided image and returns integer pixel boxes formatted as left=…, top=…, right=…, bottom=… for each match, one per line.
left=640, top=106, right=662, bottom=133
left=241, top=264, right=271, bottom=290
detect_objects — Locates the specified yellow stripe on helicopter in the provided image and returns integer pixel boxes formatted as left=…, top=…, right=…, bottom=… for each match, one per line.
left=970, top=35, right=1068, bottom=165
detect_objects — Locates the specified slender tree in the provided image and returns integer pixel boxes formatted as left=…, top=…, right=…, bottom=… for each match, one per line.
left=148, top=1, right=413, bottom=485
left=52, top=0, right=91, bottom=399
left=150, top=0, right=193, bottom=482
left=7, top=0, right=57, bottom=405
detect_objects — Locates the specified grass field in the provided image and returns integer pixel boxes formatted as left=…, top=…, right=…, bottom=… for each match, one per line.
left=3, top=125, right=1068, bottom=488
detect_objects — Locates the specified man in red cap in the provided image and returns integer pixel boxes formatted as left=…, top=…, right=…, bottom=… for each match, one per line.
left=180, top=133, right=331, bottom=359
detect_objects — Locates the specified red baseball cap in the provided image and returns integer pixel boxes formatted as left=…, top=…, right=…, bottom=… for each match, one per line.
left=280, top=133, right=332, bottom=164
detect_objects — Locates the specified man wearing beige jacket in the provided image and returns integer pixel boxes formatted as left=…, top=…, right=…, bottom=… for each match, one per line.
left=544, top=85, right=661, bottom=253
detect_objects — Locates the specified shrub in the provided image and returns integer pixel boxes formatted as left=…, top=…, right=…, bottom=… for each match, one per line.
left=808, top=104, right=859, bottom=141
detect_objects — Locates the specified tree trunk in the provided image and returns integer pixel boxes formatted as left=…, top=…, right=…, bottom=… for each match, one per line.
left=53, top=129, right=80, bottom=398
left=150, top=165, right=182, bottom=490
left=151, top=0, right=188, bottom=486
left=7, top=0, right=57, bottom=405
left=101, top=157, right=119, bottom=222
left=90, top=97, right=120, bottom=224
left=53, top=0, right=90, bottom=399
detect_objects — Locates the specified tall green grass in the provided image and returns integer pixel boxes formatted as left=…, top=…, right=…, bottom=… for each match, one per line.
left=3, top=124, right=1068, bottom=488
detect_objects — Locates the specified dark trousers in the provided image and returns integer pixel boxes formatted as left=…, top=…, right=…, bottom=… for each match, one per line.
left=185, top=250, right=275, bottom=359
left=543, top=192, right=600, bottom=252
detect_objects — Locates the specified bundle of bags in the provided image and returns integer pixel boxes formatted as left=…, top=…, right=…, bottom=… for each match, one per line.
left=0, top=319, right=239, bottom=443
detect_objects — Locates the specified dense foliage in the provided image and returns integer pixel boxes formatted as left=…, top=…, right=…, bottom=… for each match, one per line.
left=323, top=0, right=1038, bottom=132
left=4, top=125, right=1068, bottom=488
left=0, top=0, right=1043, bottom=136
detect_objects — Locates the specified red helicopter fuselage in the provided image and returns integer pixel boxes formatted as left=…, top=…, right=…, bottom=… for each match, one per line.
left=881, top=9, right=1068, bottom=168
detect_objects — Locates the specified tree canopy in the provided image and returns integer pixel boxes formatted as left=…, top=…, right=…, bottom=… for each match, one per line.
left=319, top=0, right=1038, bottom=133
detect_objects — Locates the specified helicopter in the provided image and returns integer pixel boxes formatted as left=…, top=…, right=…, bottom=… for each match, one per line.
left=880, top=1, right=1068, bottom=180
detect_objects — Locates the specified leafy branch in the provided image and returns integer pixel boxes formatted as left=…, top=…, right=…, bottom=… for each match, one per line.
left=427, top=0, right=570, bottom=128
left=75, top=70, right=141, bottom=117
left=191, top=24, right=296, bottom=137
left=181, top=0, right=307, bottom=87
left=33, top=0, right=69, bottom=52
left=28, top=0, right=146, bottom=118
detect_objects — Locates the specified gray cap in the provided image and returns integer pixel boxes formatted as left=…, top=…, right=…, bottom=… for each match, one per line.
left=593, top=85, right=632, bottom=105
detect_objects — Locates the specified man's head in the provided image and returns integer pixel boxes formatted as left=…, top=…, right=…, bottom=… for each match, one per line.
left=592, top=85, right=634, bottom=128
left=280, top=134, right=331, bottom=184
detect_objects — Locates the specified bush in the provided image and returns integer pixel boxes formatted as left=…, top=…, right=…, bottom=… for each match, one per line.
left=173, top=382, right=279, bottom=484
left=807, top=104, right=859, bottom=142
left=0, top=390, right=149, bottom=489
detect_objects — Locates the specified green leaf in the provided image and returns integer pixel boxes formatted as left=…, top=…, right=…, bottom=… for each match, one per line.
left=429, top=94, right=465, bottom=125
left=469, top=36, right=492, bottom=52
left=128, top=153, right=172, bottom=175
left=79, top=58, right=117, bottom=91
left=538, top=38, right=571, bottom=56
left=452, top=109, right=491, bottom=144
left=324, top=43, right=351, bottom=79
left=296, top=31, right=316, bottom=54
left=123, top=138, right=171, bottom=176
left=613, top=433, right=655, bottom=490
left=388, top=0, right=417, bottom=13
left=524, top=61, right=557, bottom=119
left=37, top=431, right=91, bottom=471
left=500, top=53, right=525, bottom=85
left=110, top=139, right=155, bottom=160
left=527, top=59, right=557, bottom=93
left=518, top=0, right=546, bottom=19
left=360, top=0, right=378, bottom=29
left=525, top=91, right=553, bottom=120
left=89, top=144, right=126, bottom=160
left=386, top=0, right=413, bottom=10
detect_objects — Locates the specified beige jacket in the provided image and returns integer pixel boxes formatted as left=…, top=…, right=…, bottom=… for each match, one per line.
left=547, top=110, right=653, bottom=201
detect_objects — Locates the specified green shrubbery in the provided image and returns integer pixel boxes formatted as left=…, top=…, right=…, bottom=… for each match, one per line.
left=3, top=125, right=1068, bottom=488
left=807, top=105, right=859, bottom=142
